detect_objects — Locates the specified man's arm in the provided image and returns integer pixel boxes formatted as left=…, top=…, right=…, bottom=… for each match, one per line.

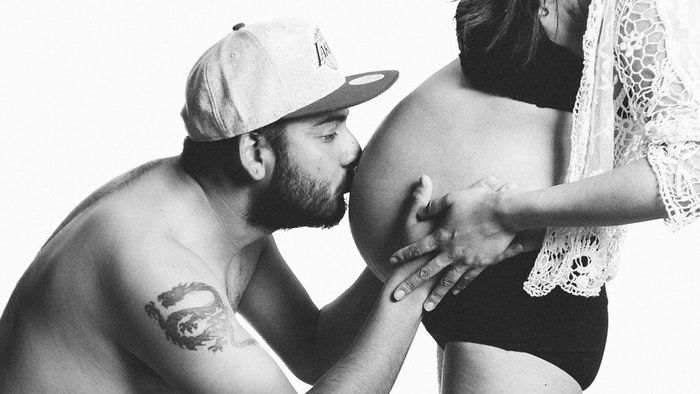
left=107, top=243, right=298, bottom=393
left=238, top=240, right=382, bottom=384
left=108, top=236, right=431, bottom=393
left=309, top=255, right=433, bottom=393
left=238, top=176, right=436, bottom=389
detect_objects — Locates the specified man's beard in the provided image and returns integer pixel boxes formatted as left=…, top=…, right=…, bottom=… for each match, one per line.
left=248, top=148, right=348, bottom=231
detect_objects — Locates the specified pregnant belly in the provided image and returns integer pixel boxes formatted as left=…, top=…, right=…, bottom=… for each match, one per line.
left=349, top=94, right=571, bottom=281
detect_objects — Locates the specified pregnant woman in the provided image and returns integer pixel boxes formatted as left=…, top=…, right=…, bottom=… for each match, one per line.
left=350, top=0, right=699, bottom=392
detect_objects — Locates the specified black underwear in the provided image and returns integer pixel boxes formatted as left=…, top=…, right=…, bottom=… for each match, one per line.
left=422, top=251, right=608, bottom=389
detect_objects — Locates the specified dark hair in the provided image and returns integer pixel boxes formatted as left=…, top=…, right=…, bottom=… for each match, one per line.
left=455, top=0, right=547, bottom=67
left=179, top=120, right=286, bottom=183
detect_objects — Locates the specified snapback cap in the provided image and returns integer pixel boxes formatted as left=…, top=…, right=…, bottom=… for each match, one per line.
left=181, top=18, right=399, bottom=141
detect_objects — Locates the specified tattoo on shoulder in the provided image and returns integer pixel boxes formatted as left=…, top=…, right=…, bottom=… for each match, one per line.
left=144, top=282, right=258, bottom=352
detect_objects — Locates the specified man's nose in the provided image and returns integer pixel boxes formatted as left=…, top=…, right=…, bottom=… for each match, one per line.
left=341, top=133, right=362, bottom=168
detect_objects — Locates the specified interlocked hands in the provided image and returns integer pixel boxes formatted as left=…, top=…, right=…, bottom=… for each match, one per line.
left=391, top=176, right=522, bottom=311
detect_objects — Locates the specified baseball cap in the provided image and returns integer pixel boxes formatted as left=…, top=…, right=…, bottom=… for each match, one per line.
left=181, top=18, right=399, bottom=142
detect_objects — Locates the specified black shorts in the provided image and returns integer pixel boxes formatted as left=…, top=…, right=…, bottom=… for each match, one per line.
left=422, top=251, right=608, bottom=390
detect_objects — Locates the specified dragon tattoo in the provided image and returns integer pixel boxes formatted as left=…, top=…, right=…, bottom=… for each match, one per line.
left=145, top=282, right=256, bottom=352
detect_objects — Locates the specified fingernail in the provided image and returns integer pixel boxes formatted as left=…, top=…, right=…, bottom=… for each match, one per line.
left=389, top=256, right=398, bottom=265
left=424, top=302, right=435, bottom=311
left=394, top=290, right=406, bottom=301
left=452, top=289, right=460, bottom=295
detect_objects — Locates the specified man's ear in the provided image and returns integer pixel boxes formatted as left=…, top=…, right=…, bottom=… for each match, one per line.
left=238, top=132, right=272, bottom=181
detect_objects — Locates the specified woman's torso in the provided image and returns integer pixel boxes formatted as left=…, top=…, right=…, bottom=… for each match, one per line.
left=350, top=59, right=573, bottom=280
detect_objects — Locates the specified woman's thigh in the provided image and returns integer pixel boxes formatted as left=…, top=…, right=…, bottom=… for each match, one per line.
left=441, top=342, right=581, bottom=394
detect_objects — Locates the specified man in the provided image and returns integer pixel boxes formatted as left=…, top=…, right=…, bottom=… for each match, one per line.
left=0, top=19, right=436, bottom=392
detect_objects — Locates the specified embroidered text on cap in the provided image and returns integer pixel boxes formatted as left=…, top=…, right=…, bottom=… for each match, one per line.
left=313, top=28, right=338, bottom=70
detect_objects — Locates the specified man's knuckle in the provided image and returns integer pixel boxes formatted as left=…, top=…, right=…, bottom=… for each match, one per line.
left=408, top=246, right=417, bottom=257
left=419, top=267, right=432, bottom=279
left=441, top=277, right=455, bottom=287
left=446, top=249, right=461, bottom=261
left=429, top=293, right=443, bottom=302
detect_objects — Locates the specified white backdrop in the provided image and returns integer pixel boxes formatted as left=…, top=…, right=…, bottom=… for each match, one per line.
left=1, top=1, right=698, bottom=392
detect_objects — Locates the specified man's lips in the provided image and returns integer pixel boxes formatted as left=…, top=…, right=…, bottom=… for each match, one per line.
left=342, top=156, right=360, bottom=194
left=341, top=169, right=355, bottom=194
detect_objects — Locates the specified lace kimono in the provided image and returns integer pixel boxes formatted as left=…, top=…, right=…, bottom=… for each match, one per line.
left=524, top=0, right=700, bottom=297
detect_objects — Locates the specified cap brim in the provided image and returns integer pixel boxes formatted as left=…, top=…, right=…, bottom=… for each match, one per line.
left=284, top=70, right=399, bottom=119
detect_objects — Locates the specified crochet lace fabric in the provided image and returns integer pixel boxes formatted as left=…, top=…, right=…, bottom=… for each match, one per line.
left=524, top=0, right=700, bottom=297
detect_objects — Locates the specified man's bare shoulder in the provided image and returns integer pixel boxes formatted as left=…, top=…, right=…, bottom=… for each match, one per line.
left=104, top=229, right=214, bottom=290
left=44, top=159, right=169, bottom=245
left=14, top=159, right=189, bottom=314
left=40, top=157, right=208, bottom=261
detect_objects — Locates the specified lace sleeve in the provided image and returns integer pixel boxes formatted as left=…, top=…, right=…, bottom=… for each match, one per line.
left=616, top=0, right=700, bottom=230
left=647, top=142, right=700, bottom=230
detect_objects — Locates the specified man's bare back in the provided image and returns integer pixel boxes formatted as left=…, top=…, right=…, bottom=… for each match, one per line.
left=0, top=159, right=269, bottom=391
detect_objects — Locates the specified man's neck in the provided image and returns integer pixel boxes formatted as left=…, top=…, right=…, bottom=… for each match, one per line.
left=541, top=0, right=589, bottom=57
left=175, top=160, right=269, bottom=260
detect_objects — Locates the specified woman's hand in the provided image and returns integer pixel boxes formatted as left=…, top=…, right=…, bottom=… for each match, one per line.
left=390, top=176, right=522, bottom=311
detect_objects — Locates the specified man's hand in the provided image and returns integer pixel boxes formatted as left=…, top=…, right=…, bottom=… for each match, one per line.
left=389, top=176, right=522, bottom=311
left=384, top=175, right=438, bottom=292
left=399, top=175, right=438, bottom=249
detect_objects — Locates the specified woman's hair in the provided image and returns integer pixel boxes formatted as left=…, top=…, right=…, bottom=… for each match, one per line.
left=179, top=120, right=286, bottom=183
left=455, top=0, right=548, bottom=67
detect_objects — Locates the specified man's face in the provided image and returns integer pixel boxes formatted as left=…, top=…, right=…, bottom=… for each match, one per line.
left=248, top=109, right=361, bottom=230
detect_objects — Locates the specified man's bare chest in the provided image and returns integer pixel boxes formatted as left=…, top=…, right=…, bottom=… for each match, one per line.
left=224, top=247, right=261, bottom=310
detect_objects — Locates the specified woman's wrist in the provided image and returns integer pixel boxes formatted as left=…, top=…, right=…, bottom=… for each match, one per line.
left=493, top=189, right=530, bottom=233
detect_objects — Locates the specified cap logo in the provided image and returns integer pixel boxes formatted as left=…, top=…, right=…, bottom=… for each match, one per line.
left=348, top=74, right=385, bottom=85
left=314, top=28, right=338, bottom=70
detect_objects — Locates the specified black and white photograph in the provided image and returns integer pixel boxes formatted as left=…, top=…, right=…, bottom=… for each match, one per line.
left=1, top=0, right=699, bottom=392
